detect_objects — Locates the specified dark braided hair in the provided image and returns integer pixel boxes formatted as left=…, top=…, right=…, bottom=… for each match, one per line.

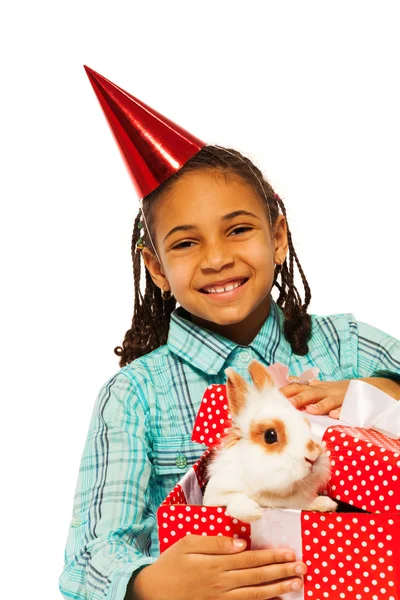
left=114, top=145, right=312, bottom=367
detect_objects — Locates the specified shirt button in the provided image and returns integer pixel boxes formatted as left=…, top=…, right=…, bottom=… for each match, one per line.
left=239, top=351, right=252, bottom=363
left=175, top=453, right=188, bottom=469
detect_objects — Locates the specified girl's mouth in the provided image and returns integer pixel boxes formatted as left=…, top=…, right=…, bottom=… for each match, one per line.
left=199, top=278, right=249, bottom=300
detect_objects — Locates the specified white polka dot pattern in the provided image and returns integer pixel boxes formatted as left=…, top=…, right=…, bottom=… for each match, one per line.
left=302, top=511, right=400, bottom=598
left=323, top=426, right=400, bottom=513
left=157, top=449, right=251, bottom=554
left=157, top=450, right=400, bottom=598
left=191, top=384, right=232, bottom=447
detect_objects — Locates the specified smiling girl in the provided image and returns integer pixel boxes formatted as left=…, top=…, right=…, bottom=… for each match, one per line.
left=59, top=69, right=400, bottom=600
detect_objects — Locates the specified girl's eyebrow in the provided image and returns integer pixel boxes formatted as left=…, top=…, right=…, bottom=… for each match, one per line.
left=163, top=210, right=260, bottom=243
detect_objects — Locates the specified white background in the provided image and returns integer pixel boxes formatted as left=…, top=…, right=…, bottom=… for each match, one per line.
left=1, top=1, right=399, bottom=598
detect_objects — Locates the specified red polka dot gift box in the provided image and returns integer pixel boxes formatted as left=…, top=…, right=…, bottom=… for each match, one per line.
left=318, top=425, right=400, bottom=514
left=159, top=493, right=400, bottom=599
left=157, top=380, right=400, bottom=599
left=304, top=378, right=400, bottom=515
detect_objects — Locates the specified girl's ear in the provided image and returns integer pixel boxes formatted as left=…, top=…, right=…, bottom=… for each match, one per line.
left=273, top=214, right=289, bottom=265
left=248, top=360, right=274, bottom=392
left=142, top=247, right=170, bottom=291
left=225, top=367, right=249, bottom=418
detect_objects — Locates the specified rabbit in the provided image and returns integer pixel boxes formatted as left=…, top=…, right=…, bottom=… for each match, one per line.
left=202, top=359, right=338, bottom=522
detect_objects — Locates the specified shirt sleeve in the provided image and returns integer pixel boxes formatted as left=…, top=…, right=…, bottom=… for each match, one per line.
left=59, top=371, right=156, bottom=600
left=349, top=317, right=400, bottom=381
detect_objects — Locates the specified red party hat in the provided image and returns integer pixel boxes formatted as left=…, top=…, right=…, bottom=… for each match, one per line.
left=84, top=66, right=206, bottom=200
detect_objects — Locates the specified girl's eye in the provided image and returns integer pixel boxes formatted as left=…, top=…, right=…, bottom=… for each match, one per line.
left=172, top=240, right=195, bottom=250
left=230, top=227, right=252, bottom=236
left=171, top=227, right=252, bottom=250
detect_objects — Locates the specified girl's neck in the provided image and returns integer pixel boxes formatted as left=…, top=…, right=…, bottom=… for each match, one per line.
left=190, top=295, right=272, bottom=346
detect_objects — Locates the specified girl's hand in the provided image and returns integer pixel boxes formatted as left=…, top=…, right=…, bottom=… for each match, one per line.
left=130, top=535, right=306, bottom=600
left=280, top=380, right=350, bottom=418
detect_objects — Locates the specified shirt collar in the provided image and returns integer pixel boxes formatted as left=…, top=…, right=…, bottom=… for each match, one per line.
left=167, top=298, right=291, bottom=375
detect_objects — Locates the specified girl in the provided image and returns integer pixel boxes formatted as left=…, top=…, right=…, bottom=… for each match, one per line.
left=60, top=72, right=400, bottom=600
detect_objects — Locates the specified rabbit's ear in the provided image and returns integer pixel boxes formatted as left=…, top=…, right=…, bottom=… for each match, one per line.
left=248, top=360, right=274, bottom=392
left=225, top=367, right=249, bottom=417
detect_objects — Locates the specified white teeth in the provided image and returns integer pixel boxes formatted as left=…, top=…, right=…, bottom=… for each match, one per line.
left=204, top=279, right=244, bottom=294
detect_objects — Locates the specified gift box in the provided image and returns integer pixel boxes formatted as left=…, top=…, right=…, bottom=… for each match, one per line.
left=157, top=376, right=400, bottom=599
left=304, top=380, right=400, bottom=514
left=191, top=379, right=400, bottom=514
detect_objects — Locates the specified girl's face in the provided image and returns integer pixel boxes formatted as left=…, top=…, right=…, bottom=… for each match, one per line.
left=143, top=171, right=288, bottom=343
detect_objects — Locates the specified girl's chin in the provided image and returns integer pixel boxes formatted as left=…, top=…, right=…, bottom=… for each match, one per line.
left=193, top=308, right=250, bottom=327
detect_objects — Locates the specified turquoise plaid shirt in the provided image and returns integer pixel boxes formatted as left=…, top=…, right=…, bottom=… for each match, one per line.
left=59, top=299, right=400, bottom=600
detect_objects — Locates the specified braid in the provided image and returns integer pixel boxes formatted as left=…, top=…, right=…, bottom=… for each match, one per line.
left=274, top=196, right=312, bottom=355
left=114, top=145, right=312, bottom=367
left=114, top=212, right=176, bottom=366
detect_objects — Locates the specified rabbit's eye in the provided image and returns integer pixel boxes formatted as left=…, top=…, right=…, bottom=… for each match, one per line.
left=264, top=428, right=278, bottom=444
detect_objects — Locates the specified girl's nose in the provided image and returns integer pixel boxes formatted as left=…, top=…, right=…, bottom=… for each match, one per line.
left=201, top=243, right=234, bottom=271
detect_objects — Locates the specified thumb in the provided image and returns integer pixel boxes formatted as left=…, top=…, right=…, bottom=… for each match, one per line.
left=182, top=534, right=247, bottom=555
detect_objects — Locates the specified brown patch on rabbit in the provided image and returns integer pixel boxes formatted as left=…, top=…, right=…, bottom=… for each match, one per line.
left=307, top=439, right=317, bottom=453
left=225, top=367, right=249, bottom=417
left=248, top=359, right=274, bottom=391
left=249, top=418, right=288, bottom=453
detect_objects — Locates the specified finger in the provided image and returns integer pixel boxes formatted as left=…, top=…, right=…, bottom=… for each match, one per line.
left=180, top=534, right=247, bottom=555
left=228, top=576, right=304, bottom=599
left=280, top=383, right=308, bottom=398
left=289, top=389, right=325, bottom=409
left=224, top=548, right=295, bottom=571
left=226, top=560, right=306, bottom=589
left=329, top=408, right=341, bottom=419
left=306, top=396, right=342, bottom=415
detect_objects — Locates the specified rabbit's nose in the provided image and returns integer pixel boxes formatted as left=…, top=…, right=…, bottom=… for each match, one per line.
left=305, top=457, right=316, bottom=466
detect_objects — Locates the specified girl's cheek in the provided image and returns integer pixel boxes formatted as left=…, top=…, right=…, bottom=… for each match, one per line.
left=168, top=270, right=191, bottom=294
left=245, top=245, right=274, bottom=271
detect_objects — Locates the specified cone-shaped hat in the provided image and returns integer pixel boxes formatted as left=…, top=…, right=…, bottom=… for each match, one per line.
left=84, top=66, right=206, bottom=200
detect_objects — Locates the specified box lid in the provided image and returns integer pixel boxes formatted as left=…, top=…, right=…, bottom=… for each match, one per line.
left=191, top=383, right=230, bottom=448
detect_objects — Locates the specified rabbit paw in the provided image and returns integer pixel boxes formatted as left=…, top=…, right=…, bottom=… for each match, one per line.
left=307, top=495, right=338, bottom=512
left=225, top=494, right=264, bottom=522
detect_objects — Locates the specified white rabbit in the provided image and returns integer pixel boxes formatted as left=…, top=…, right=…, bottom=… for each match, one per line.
left=202, top=359, right=338, bottom=522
